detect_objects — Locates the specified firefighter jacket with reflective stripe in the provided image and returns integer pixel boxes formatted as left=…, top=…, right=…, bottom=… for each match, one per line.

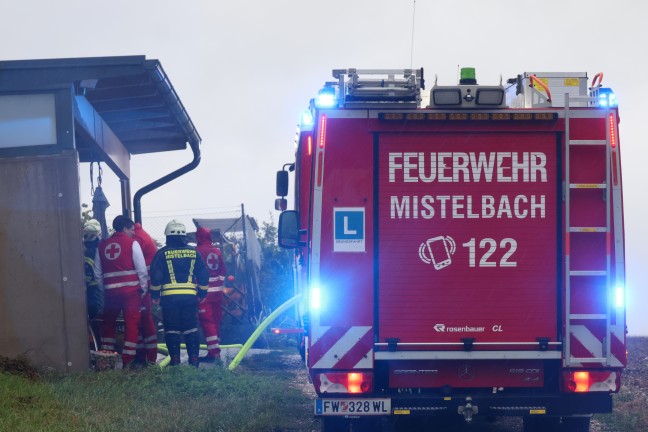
left=84, top=255, right=98, bottom=290
left=149, top=245, right=209, bottom=299
left=94, top=232, right=148, bottom=293
left=84, top=244, right=104, bottom=317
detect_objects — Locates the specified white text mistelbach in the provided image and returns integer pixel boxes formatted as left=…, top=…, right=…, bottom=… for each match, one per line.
left=390, top=194, right=546, bottom=219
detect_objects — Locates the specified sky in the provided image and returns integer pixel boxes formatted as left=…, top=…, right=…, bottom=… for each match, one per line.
left=2, top=0, right=646, bottom=335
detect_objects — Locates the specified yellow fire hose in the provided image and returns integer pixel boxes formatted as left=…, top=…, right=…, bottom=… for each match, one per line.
left=155, top=293, right=302, bottom=370
left=227, top=293, right=302, bottom=370
left=156, top=343, right=244, bottom=368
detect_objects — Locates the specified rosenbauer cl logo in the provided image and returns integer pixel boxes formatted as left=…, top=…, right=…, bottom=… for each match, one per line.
left=433, top=323, right=487, bottom=333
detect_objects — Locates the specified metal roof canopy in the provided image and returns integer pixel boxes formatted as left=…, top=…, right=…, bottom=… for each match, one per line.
left=0, top=55, right=201, bottom=204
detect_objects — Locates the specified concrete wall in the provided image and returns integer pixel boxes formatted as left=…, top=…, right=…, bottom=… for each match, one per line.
left=0, top=150, right=88, bottom=372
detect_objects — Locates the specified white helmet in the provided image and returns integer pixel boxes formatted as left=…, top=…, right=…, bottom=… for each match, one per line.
left=83, top=219, right=102, bottom=241
left=165, top=219, right=186, bottom=236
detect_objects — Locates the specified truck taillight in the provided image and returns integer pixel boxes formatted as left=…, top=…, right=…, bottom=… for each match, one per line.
left=609, top=113, right=617, bottom=148
left=307, top=135, right=312, bottom=156
left=318, top=114, right=327, bottom=149
left=314, top=372, right=373, bottom=394
left=573, top=371, right=589, bottom=392
left=564, top=370, right=619, bottom=393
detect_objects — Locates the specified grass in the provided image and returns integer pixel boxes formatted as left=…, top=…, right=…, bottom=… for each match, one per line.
left=592, top=337, right=648, bottom=432
left=594, top=383, right=648, bottom=432
left=0, top=349, right=315, bottom=432
left=3, top=337, right=646, bottom=432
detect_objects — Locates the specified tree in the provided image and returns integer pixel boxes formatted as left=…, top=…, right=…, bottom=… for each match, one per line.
left=81, top=203, right=93, bottom=223
left=257, top=216, right=294, bottom=316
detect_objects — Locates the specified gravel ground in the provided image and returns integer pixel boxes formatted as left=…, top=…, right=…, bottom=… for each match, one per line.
left=591, top=336, right=648, bottom=432
left=619, top=336, right=648, bottom=394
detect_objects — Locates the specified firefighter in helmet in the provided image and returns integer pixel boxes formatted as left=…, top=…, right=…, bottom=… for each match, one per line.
left=83, top=219, right=104, bottom=340
left=150, top=220, right=209, bottom=367
left=93, top=215, right=149, bottom=368
left=196, top=227, right=227, bottom=363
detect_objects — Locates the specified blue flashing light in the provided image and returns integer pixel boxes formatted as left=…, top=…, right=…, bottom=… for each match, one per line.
left=301, top=110, right=314, bottom=129
left=315, top=87, right=337, bottom=109
left=615, top=286, right=624, bottom=309
left=598, top=88, right=618, bottom=107
left=310, top=286, right=321, bottom=310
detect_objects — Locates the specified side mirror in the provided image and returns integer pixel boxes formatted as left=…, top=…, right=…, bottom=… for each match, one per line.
left=275, top=198, right=287, bottom=211
left=278, top=210, right=299, bottom=249
left=276, top=171, right=289, bottom=197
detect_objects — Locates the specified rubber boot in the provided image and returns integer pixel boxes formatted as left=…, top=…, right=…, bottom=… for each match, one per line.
left=166, top=332, right=181, bottom=366
left=185, top=331, right=200, bottom=367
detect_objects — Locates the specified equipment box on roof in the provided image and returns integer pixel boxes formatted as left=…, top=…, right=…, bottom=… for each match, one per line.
left=507, top=72, right=589, bottom=108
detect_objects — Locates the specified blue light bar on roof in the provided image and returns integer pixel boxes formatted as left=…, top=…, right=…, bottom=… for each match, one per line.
left=315, top=86, right=337, bottom=109
left=598, top=88, right=618, bottom=107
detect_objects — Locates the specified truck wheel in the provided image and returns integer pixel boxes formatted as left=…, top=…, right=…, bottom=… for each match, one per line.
left=523, top=416, right=561, bottom=432
left=561, top=416, right=590, bottom=432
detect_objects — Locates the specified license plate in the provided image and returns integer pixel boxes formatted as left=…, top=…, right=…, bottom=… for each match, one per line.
left=315, top=398, right=391, bottom=416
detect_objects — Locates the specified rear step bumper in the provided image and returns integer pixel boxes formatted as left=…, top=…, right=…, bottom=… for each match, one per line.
left=390, top=393, right=612, bottom=417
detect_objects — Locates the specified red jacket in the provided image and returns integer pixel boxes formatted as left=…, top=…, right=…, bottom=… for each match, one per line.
left=133, top=223, right=158, bottom=268
left=196, top=227, right=227, bottom=292
left=95, top=232, right=147, bottom=294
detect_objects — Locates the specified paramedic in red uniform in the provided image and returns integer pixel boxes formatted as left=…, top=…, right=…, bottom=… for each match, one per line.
left=195, top=227, right=227, bottom=363
left=132, top=223, right=158, bottom=366
left=94, top=215, right=148, bottom=368
left=150, top=220, right=209, bottom=367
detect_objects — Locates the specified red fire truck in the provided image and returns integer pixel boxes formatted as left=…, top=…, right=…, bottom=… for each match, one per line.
left=275, top=67, right=626, bottom=432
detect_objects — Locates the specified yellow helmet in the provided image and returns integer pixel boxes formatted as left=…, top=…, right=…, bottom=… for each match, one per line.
left=83, top=219, right=102, bottom=241
left=165, top=219, right=186, bottom=236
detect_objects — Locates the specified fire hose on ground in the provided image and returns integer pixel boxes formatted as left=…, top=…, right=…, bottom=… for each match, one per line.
left=156, top=293, right=302, bottom=370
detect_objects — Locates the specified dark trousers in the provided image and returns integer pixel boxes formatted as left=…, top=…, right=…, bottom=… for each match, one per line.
left=161, top=295, right=199, bottom=366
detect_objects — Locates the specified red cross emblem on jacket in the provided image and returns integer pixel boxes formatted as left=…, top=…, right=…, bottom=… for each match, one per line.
left=104, top=243, right=122, bottom=260
left=206, top=252, right=220, bottom=271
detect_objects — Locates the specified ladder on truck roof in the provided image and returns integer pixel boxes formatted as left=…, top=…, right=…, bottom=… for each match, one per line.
left=563, top=91, right=619, bottom=367
left=332, top=68, right=424, bottom=108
